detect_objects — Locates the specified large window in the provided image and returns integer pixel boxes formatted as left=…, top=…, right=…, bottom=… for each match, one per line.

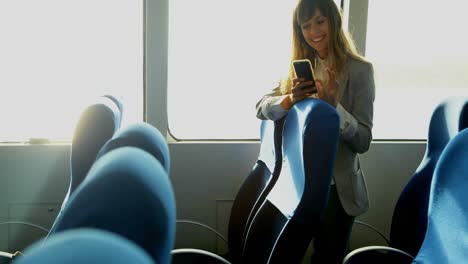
left=366, top=0, right=468, bottom=139
left=169, top=0, right=468, bottom=140
left=0, top=0, right=143, bottom=142
left=168, top=0, right=341, bottom=140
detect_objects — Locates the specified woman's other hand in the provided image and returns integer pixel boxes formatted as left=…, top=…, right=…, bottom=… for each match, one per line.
left=316, top=69, right=339, bottom=107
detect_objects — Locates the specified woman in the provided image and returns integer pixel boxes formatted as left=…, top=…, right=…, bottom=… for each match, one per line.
left=255, top=0, right=375, bottom=263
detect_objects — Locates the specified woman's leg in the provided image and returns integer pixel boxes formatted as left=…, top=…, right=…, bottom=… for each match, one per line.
left=310, top=185, right=355, bottom=264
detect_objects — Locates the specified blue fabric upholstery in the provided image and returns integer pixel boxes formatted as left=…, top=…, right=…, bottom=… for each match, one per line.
left=48, top=147, right=176, bottom=264
left=343, top=98, right=468, bottom=264
left=226, top=118, right=284, bottom=262
left=390, top=97, right=468, bottom=255
left=103, top=94, right=124, bottom=121
left=413, top=128, right=468, bottom=263
left=258, top=119, right=283, bottom=171
left=14, top=229, right=154, bottom=264
left=172, top=118, right=283, bottom=264
left=64, top=96, right=123, bottom=206
left=96, top=122, right=170, bottom=173
left=242, top=98, right=340, bottom=263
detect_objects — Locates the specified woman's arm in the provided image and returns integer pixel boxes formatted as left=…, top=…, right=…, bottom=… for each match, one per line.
left=338, top=62, right=375, bottom=153
left=256, top=79, right=316, bottom=120
left=255, top=85, right=290, bottom=121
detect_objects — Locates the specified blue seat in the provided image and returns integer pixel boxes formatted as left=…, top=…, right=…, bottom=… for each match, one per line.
left=0, top=95, right=123, bottom=260
left=95, top=122, right=170, bottom=173
left=14, top=229, right=154, bottom=264
left=389, top=97, right=468, bottom=255
left=344, top=128, right=468, bottom=264
left=172, top=117, right=283, bottom=264
left=413, top=128, right=468, bottom=263
left=226, top=118, right=284, bottom=262
left=64, top=95, right=123, bottom=206
left=173, top=99, right=339, bottom=263
left=345, top=97, right=468, bottom=263
left=343, top=97, right=468, bottom=263
left=47, top=147, right=176, bottom=264
left=241, top=98, right=340, bottom=263
left=103, top=94, right=124, bottom=120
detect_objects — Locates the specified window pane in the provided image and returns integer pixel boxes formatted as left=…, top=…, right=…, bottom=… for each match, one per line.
left=168, top=0, right=341, bottom=139
left=366, top=0, right=468, bottom=139
left=0, top=0, right=143, bottom=142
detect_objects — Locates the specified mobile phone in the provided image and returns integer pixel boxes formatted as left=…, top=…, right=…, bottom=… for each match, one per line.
left=292, top=59, right=317, bottom=92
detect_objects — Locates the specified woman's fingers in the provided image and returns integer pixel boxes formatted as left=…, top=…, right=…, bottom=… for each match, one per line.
left=326, top=68, right=336, bottom=81
left=315, top=80, right=324, bottom=97
left=298, top=81, right=315, bottom=91
left=326, top=69, right=339, bottom=93
left=302, top=86, right=317, bottom=94
left=292, top=77, right=304, bottom=87
left=315, top=79, right=338, bottom=107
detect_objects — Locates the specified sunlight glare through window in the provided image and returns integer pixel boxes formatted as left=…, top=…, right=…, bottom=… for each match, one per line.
left=366, top=0, right=468, bottom=139
left=168, top=1, right=296, bottom=139
left=0, top=0, right=143, bottom=142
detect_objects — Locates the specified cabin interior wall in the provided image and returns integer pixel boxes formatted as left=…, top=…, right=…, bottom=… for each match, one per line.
left=0, top=142, right=424, bottom=259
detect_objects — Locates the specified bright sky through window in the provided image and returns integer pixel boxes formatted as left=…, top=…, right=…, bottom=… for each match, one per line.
left=168, top=1, right=297, bottom=139
left=366, top=0, right=468, bottom=139
left=0, top=0, right=143, bottom=142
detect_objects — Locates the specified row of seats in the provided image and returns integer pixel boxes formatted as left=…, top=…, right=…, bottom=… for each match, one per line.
left=175, top=97, right=468, bottom=264
left=14, top=229, right=155, bottom=264
left=344, top=97, right=468, bottom=263
left=8, top=95, right=175, bottom=264
left=2, top=96, right=343, bottom=264
left=2, top=95, right=468, bottom=263
left=173, top=98, right=340, bottom=264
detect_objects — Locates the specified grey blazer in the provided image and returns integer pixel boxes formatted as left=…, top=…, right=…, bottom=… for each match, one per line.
left=255, top=56, right=375, bottom=216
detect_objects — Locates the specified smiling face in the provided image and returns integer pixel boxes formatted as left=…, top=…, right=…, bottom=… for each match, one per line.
left=300, top=9, right=330, bottom=58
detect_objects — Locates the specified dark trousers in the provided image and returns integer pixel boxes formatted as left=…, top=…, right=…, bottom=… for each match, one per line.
left=310, top=185, right=355, bottom=264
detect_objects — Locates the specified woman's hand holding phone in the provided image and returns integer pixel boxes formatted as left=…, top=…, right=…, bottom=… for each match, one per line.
left=289, top=77, right=317, bottom=104
left=289, top=59, right=339, bottom=107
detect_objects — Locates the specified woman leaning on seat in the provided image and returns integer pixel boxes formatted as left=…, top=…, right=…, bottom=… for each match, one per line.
left=255, top=0, right=375, bottom=263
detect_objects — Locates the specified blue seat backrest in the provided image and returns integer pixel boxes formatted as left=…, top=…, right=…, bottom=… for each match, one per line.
left=227, top=118, right=284, bottom=262
left=258, top=119, right=283, bottom=172
left=390, top=97, right=468, bottom=255
left=48, top=147, right=176, bottom=264
left=242, top=98, right=340, bottom=263
left=103, top=94, right=124, bottom=121
left=95, top=122, right=170, bottom=173
left=413, top=128, right=468, bottom=264
left=15, top=229, right=154, bottom=264
left=63, top=96, right=122, bottom=207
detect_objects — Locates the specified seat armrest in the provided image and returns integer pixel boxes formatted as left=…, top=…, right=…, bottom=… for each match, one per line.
left=0, top=221, right=48, bottom=260
left=0, top=251, right=14, bottom=259
left=172, top=248, right=232, bottom=264
left=1, top=250, right=23, bottom=259
left=0, top=221, right=49, bottom=233
left=343, top=246, right=414, bottom=264
left=353, top=220, right=390, bottom=245
left=176, top=219, right=227, bottom=244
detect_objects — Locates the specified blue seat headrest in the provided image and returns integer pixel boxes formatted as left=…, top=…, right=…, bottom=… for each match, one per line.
left=68, top=96, right=122, bottom=197
left=103, top=94, right=124, bottom=121
left=267, top=98, right=340, bottom=225
left=390, top=97, right=468, bottom=254
left=15, top=229, right=153, bottom=264
left=427, top=97, right=468, bottom=157
left=96, top=122, right=170, bottom=173
left=50, top=147, right=176, bottom=264
left=414, top=128, right=468, bottom=263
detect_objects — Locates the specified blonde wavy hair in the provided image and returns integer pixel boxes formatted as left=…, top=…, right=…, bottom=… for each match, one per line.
left=280, top=0, right=364, bottom=94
